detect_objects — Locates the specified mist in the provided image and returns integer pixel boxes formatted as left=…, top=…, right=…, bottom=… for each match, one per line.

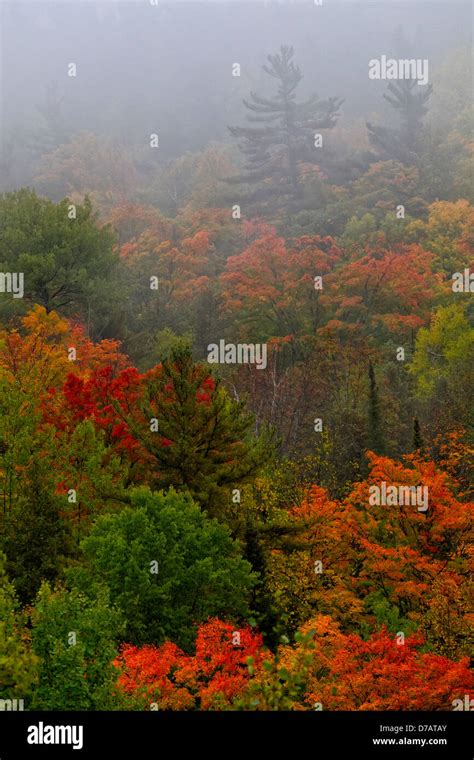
left=0, top=1, right=471, bottom=191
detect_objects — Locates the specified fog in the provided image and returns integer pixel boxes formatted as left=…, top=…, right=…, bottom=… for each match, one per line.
left=0, top=0, right=471, bottom=193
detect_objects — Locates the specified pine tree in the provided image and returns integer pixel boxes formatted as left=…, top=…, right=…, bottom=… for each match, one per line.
left=115, top=347, right=275, bottom=517
left=367, top=362, right=385, bottom=454
left=228, top=45, right=343, bottom=210
left=367, top=79, right=432, bottom=164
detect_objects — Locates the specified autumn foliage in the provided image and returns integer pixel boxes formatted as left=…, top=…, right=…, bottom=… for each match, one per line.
left=114, top=616, right=473, bottom=711
left=0, top=27, right=472, bottom=716
left=280, top=616, right=473, bottom=711
left=115, top=619, right=264, bottom=710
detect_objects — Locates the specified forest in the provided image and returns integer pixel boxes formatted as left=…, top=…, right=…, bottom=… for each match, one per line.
left=0, top=0, right=472, bottom=712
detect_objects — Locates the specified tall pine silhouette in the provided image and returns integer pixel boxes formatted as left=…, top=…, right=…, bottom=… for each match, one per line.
left=228, top=46, right=343, bottom=211
left=367, top=78, right=432, bottom=164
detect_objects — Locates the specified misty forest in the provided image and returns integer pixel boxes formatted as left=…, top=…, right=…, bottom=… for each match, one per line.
left=0, top=0, right=472, bottom=711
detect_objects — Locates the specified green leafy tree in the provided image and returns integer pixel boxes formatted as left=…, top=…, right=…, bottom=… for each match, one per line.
left=409, top=303, right=474, bottom=436
left=77, top=487, right=256, bottom=650
left=0, top=378, right=42, bottom=516
left=0, top=467, right=75, bottom=604
left=46, top=420, right=129, bottom=533
left=0, top=379, right=76, bottom=604
left=30, top=581, right=123, bottom=710
left=0, top=189, right=122, bottom=337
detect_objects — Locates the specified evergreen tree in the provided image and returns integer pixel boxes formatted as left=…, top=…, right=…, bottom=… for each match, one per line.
left=116, top=346, right=275, bottom=517
left=367, top=362, right=385, bottom=454
left=367, top=79, right=432, bottom=165
left=228, top=45, right=343, bottom=211
left=30, top=82, right=68, bottom=162
left=413, top=416, right=424, bottom=453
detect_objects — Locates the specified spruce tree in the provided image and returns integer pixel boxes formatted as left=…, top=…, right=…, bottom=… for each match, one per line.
left=228, top=45, right=343, bottom=210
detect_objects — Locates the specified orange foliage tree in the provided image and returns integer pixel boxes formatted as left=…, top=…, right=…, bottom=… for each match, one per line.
left=114, top=619, right=265, bottom=710
left=114, top=615, right=473, bottom=711
left=278, top=615, right=473, bottom=710
left=267, top=453, right=472, bottom=658
left=220, top=229, right=343, bottom=338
